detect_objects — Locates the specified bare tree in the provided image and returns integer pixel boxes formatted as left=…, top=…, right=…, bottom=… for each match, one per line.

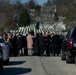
left=56, top=0, right=76, bottom=30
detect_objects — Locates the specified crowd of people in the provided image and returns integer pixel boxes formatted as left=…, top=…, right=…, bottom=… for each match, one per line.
left=2, top=31, right=64, bottom=57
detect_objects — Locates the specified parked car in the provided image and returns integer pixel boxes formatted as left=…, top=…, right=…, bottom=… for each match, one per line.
left=62, top=26, right=76, bottom=65
left=0, top=45, right=3, bottom=71
left=0, top=36, right=9, bottom=64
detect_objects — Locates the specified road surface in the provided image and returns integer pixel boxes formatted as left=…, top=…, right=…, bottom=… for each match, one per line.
left=1, top=56, right=76, bottom=75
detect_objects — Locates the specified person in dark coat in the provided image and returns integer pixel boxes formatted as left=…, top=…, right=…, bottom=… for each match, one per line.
left=17, top=34, right=23, bottom=56
left=59, top=33, right=64, bottom=52
left=38, top=33, right=45, bottom=56
left=33, top=33, right=39, bottom=56
left=45, top=32, right=50, bottom=56
left=52, top=33, right=60, bottom=56
left=49, top=33, right=54, bottom=53
left=9, top=35, right=13, bottom=57
left=23, top=34, right=28, bottom=56
left=12, top=33, right=18, bottom=56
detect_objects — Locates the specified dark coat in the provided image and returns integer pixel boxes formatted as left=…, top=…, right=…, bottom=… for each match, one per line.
left=59, top=35, right=64, bottom=49
left=22, top=36, right=27, bottom=47
left=12, top=35, right=18, bottom=56
left=38, top=36, right=45, bottom=46
left=34, top=36, right=39, bottom=54
left=45, top=36, right=50, bottom=46
left=17, top=35, right=23, bottom=49
left=12, top=36, right=17, bottom=47
left=52, top=35, right=60, bottom=51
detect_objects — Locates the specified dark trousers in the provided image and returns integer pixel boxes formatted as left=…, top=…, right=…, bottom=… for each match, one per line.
left=45, top=45, right=50, bottom=56
left=13, top=46, right=18, bottom=56
left=52, top=46, right=59, bottom=56
left=39, top=45, right=44, bottom=56
left=24, top=47, right=28, bottom=56
left=18, top=48, right=23, bottom=56
left=9, top=48, right=13, bottom=57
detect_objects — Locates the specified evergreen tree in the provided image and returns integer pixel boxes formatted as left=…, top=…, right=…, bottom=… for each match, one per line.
left=19, top=8, right=31, bottom=27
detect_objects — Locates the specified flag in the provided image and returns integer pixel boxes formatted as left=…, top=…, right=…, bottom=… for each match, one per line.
left=36, top=21, right=40, bottom=30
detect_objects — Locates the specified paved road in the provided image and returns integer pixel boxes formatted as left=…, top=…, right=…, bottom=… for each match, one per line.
left=1, top=56, right=76, bottom=75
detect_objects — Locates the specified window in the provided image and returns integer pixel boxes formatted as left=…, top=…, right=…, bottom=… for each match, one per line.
left=72, top=28, right=76, bottom=38
left=0, top=39, right=4, bottom=43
